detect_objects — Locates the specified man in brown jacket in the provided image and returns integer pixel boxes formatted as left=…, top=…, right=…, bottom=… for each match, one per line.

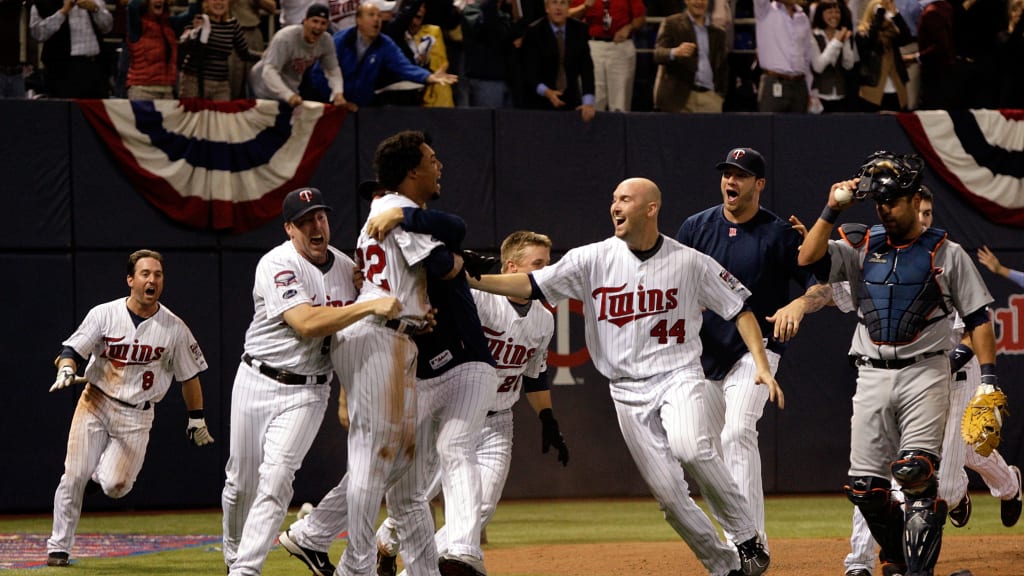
left=652, top=0, right=728, bottom=113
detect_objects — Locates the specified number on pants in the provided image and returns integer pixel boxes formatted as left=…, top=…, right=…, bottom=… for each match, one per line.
left=650, top=319, right=685, bottom=344
left=142, top=370, right=154, bottom=390
left=357, top=245, right=391, bottom=291
left=496, top=375, right=519, bottom=393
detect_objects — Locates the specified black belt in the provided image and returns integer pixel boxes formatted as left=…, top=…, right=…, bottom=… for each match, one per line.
left=69, top=55, right=99, bottom=62
left=90, top=383, right=151, bottom=410
left=383, top=318, right=420, bottom=336
left=692, top=86, right=711, bottom=93
left=486, top=408, right=511, bottom=417
left=849, top=351, right=945, bottom=370
left=763, top=70, right=804, bottom=81
left=955, top=371, right=967, bottom=382
left=591, top=36, right=615, bottom=42
left=242, top=354, right=329, bottom=385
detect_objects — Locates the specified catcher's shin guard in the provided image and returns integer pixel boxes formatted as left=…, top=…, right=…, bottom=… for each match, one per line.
left=903, top=496, right=947, bottom=576
left=845, top=476, right=905, bottom=565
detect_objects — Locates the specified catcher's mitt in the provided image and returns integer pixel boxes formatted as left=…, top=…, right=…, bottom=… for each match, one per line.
left=961, top=384, right=1010, bottom=457
left=461, top=250, right=501, bottom=280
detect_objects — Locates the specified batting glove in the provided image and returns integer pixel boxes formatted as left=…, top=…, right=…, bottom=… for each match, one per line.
left=539, top=408, right=569, bottom=466
left=50, top=366, right=76, bottom=393
left=187, top=417, right=215, bottom=446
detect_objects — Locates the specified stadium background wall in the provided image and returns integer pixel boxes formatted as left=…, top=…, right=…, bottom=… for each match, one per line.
left=1, top=101, right=1022, bottom=513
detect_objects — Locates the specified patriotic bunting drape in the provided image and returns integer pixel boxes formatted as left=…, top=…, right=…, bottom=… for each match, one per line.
left=897, top=109, right=1024, bottom=228
left=78, top=98, right=347, bottom=234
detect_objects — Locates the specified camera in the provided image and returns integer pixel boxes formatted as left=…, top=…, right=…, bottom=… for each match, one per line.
left=853, top=151, right=924, bottom=202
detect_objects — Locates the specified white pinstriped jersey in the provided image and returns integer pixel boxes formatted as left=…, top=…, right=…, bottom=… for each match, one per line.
left=531, top=236, right=751, bottom=384
left=354, top=193, right=441, bottom=320
left=472, top=290, right=554, bottom=412
left=243, top=241, right=359, bottom=375
left=63, top=299, right=207, bottom=406
left=826, top=237, right=993, bottom=359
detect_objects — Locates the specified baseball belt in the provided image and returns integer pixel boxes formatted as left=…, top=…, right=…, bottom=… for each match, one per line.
left=849, top=350, right=945, bottom=370
left=89, top=382, right=152, bottom=410
left=955, top=371, right=967, bottom=382
left=486, top=408, right=512, bottom=417
left=242, top=353, right=329, bottom=385
left=383, top=318, right=421, bottom=336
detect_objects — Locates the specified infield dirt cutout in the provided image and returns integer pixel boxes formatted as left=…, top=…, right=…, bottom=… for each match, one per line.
left=485, top=535, right=1024, bottom=575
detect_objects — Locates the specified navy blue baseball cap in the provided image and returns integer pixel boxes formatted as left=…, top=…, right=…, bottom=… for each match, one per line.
left=282, top=187, right=332, bottom=222
left=717, top=147, right=766, bottom=179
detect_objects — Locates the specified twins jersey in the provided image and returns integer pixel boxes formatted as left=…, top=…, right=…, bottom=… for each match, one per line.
left=473, top=290, right=554, bottom=412
left=825, top=233, right=993, bottom=359
left=243, top=241, right=358, bottom=375
left=531, top=235, right=751, bottom=386
left=355, top=192, right=440, bottom=321
left=63, top=299, right=207, bottom=406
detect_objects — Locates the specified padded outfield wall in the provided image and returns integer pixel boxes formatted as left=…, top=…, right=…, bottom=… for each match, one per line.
left=1, top=101, right=1022, bottom=513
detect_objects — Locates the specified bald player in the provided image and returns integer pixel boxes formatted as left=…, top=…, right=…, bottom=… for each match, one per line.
left=47, top=249, right=213, bottom=568
left=469, top=178, right=776, bottom=576
left=222, top=187, right=401, bottom=576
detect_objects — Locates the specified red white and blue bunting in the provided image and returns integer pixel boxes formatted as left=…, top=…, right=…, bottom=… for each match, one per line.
left=78, top=98, right=347, bottom=234
left=897, top=109, right=1024, bottom=228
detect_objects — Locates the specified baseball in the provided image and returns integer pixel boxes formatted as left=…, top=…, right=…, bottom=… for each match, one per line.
left=834, top=187, right=853, bottom=204
left=297, top=502, right=313, bottom=520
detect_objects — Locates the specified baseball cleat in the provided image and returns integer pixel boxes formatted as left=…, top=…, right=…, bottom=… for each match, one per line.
left=438, top=553, right=487, bottom=576
left=1001, top=465, right=1022, bottom=527
left=735, top=536, right=769, bottom=576
left=47, top=552, right=70, bottom=567
left=278, top=529, right=335, bottom=576
left=948, top=492, right=971, bottom=528
left=845, top=570, right=872, bottom=576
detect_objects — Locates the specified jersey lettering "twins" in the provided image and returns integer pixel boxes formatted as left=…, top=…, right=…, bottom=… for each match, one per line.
left=593, top=284, right=678, bottom=326
left=100, top=336, right=165, bottom=366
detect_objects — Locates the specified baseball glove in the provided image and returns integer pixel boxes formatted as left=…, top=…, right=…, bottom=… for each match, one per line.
left=961, top=384, right=1009, bottom=457
left=461, top=250, right=501, bottom=281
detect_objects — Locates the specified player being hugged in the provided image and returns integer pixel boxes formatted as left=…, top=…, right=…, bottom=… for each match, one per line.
left=797, top=151, right=999, bottom=576
left=470, top=178, right=778, bottom=576
left=46, top=250, right=213, bottom=568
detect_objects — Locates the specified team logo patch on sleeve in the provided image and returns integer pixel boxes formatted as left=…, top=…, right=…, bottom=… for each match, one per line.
left=274, top=270, right=297, bottom=287
left=718, top=269, right=740, bottom=290
left=190, top=341, right=204, bottom=362
left=282, top=289, right=298, bottom=299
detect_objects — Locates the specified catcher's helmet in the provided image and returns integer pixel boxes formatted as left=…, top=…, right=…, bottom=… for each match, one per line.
left=853, top=151, right=924, bottom=203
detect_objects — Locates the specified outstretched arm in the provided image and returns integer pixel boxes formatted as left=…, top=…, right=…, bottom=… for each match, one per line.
left=469, top=272, right=534, bottom=299
left=797, top=179, right=859, bottom=266
left=734, top=310, right=784, bottom=408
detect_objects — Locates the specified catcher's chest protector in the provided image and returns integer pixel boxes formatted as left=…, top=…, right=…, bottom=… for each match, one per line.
left=851, top=225, right=949, bottom=345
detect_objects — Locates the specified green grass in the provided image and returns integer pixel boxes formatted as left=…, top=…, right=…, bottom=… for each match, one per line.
left=2, top=494, right=1019, bottom=574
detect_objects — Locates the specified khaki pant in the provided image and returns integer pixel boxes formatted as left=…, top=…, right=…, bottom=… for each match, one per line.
left=589, top=38, right=636, bottom=112
left=685, top=89, right=724, bottom=113
left=127, top=85, right=174, bottom=100
left=179, top=73, right=231, bottom=100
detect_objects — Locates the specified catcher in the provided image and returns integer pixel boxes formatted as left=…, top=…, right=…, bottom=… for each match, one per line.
left=798, top=152, right=1000, bottom=576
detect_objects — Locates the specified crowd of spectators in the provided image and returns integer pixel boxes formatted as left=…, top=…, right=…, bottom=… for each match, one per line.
left=1, top=0, right=1021, bottom=110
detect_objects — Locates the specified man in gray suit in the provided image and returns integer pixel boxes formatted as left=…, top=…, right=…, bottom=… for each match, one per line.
left=653, top=0, right=728, bottom=113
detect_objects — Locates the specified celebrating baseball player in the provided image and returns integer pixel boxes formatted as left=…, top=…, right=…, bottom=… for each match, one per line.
left=278, top=131, right=468, bottom=576
left=469, top=177, right=776, bottom=576
left=840, top=187, right=1022, bottom=576
left=798, top=152, right=999, bottom=576
left=47, top=249, right=213, bottom=568
left=676, top=147, right=832, bottom=551
left=374, top=230, right=566, bottom=576
left=221, top=187, right=402, bottom=576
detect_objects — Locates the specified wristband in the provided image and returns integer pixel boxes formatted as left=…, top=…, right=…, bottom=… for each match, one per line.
left=947, top=343, right=974, bottom=373
left=980, top=363, right=997, bottom=377
left=188, top=409, right=205, bottom=419
left=820, top=205, right=840, bottom=224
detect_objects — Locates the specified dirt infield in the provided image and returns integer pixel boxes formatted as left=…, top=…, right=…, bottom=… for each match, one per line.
left=485, top=535, right=1024, bottom=575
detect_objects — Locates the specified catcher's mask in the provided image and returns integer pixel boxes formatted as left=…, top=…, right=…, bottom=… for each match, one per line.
left=853, top=151, right=924, bottom=203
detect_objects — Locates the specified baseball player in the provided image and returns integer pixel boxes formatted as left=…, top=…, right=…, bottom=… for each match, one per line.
left=470, top=177, right=776, bottom=576
left=374, top=230, right=567, bottom=576
left=841, top=187, right=1022, bottom=576
left=278, top=131, right=467, bottom=576
left=676, top=147, right=832, bottom=550
left=221, top=187, right=402, bottom=576
left=798, top=151, right=999, bottom=576
left=47, top=249, right=213, bottom=568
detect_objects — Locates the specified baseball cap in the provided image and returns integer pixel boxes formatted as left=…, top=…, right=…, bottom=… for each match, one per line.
left=305, top=3, right=330, bottom=20
left=361, top=0, right=397, bottom=11
left=282, top=187, right=332, bottom=222
left=716, top=147, right=766, bottom=179
left=358, top=180, right=385, bottom=201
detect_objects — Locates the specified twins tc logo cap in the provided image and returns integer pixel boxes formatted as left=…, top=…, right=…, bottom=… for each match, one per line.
left=305, top=3, right=330, bottom=20
left=716, top=147, right=766, bottom=179
left=282, top=187, right=332, bottom=222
